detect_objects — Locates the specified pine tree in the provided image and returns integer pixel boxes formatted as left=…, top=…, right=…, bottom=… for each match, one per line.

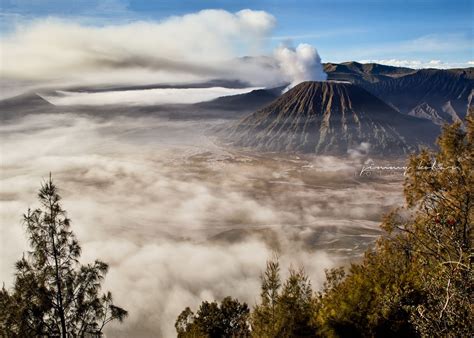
left=175, top=297, right=250, bottom=338
left=251, top=258, right=281, bottom=337
left=276, top=267, right=315, bottom=337
left=388, top=112, right=474, bottom=335
left=0, top=175, right=127, bottom=337
left=313, top=113, right=473, bottom=337
left=251, top=258, right=317, bottom=338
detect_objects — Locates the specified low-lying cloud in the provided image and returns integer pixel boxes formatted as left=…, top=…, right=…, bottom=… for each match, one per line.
left=358, top=58, right=474, bottom=69
left=0, top=111, right=404, bottom=337
left=42, top=87, right=262, bottom=106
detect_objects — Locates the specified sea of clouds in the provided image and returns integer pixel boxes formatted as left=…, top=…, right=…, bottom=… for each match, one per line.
left=0, top=111, right=404, bottom=337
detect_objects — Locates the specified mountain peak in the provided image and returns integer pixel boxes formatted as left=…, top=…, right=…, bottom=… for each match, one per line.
left=226, top=81, right=438, bottom=155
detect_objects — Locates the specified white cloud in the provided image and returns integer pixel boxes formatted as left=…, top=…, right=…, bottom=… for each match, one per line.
left=0, top=10, right=278, bottom=87
left=42, top=87, right=262, bottom=106
left=399, top=34, right=472, bottom=53
left=331, top=33, right=472, bottom=63
left=358, top=58, right=472, bottom=69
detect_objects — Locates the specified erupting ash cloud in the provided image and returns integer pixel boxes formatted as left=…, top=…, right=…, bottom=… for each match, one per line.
left=275, top=43, right=327, bottom=91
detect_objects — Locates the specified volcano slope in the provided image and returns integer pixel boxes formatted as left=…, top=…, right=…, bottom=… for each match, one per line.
left=227, top=81, right=440, bottom=156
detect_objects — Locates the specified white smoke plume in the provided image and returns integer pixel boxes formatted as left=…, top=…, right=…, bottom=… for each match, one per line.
left=275, top=43, right=327, bottom=91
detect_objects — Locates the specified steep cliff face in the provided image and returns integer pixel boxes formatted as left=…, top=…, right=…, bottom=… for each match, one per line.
left=228, top=81, right=439, bottom=156
left=408, top=102, right=446, bottom=125
left=325, top=63, right=474, bottom=124
left=324, top=62, right=416, bottom=84
left=363, top=69, right=472, bottom=121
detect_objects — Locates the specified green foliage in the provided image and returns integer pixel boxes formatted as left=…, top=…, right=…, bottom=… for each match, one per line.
left=392, top=113, right=474, bottom=336
left=314, top=113, right=473, bottom=337
left=251, top=258, right=281, bottom=338
left=0, top=176, right=127, bottom=337
left=251, top=258, right=317, bottom=338
left=276, top=267, right=315, bottom=337
left=175, top=297, right=250, bottom=338
left=177, top=260, right=316, bottom=338
left=313, top=241, right=422, bottom=337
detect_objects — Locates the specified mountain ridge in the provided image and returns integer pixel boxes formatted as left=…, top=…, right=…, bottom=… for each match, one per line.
left=226, top=81, right=439, bottom=155
left=324, top=63, right=473, bottom=124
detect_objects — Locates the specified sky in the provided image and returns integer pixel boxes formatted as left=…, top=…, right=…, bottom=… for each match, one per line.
left=1, top=0, right=472, bottom=67
left=0, top=0, right=472, bottom=94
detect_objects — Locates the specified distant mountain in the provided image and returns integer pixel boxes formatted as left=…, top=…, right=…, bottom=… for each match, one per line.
left=324, top=62, right=415, bottom=83
left=0, top=85, right=281, bottom=121
left=65, top=79, right=252, bottom=93
left=0, top=93, right=57, bottom=120
left=195, top=87, right=283, bottom=112
left=226, top=81, right=439, bottom=156
left=325, top=62, right=474, bottom=125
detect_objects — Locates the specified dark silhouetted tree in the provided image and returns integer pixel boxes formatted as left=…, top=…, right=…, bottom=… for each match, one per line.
left=0, top=175, right=127, bottom=337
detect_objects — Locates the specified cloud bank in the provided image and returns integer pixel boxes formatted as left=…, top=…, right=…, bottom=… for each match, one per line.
left=42, top=87, right=262, bottom=106
left=359, top=59, right=474, bottom=69
left=0, top=112, right=404, bottom=337
left=1, top=9, right=280, bottom=87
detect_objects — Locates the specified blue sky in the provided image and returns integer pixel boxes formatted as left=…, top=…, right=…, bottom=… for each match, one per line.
left=1, top=0, right=472, bottom=66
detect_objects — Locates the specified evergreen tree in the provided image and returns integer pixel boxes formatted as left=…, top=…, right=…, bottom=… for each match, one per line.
left=176, top=297, right=250, bottom=338
left=251, top=258, right=317, bottom=338
left=313, top=113, right=473, bottom=337
left=276, top=267, right=315, bottom=337
left=0, top=175, right=127, bottom=337
left=313, top=243, right=421, bottom=337
left=387, top=113, right=473, bottom=335
left=251, top=258, right=281, bottom=338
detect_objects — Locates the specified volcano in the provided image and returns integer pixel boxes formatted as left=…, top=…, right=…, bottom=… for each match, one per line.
left=227, top=81, right=439, bottom=155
